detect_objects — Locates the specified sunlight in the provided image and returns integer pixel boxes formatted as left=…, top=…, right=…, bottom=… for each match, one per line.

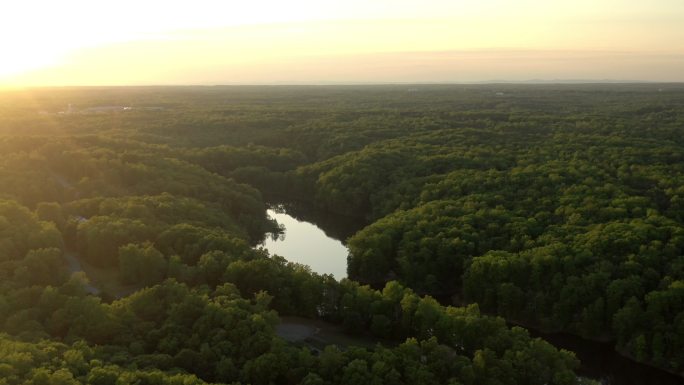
left=0, top=0, right=682, bottom=85
left=0, top=0, right=338, bottom=80
left=0, top=44, right=62, bottom=79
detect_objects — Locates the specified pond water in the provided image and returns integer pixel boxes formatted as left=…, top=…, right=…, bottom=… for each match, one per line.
left=527, top=328, right=684, bottom=385
left=261, top=209, right=349, bottom=279
left=262, top=205, right=684, bottom=385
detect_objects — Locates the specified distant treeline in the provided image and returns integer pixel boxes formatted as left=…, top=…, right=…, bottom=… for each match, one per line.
left=1, top=84, right=683, bottom=382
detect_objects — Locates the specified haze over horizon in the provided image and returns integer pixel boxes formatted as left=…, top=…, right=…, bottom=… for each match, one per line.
left=2, top=0, right=683, bottom=87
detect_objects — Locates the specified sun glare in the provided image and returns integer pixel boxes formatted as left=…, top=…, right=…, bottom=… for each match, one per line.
left=0, top=0, right=682, bottom=85
left=0, top=47, right=61, bottom=80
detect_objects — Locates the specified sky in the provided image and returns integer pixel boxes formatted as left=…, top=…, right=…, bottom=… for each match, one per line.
left=1, top=0, right=683, bottom=86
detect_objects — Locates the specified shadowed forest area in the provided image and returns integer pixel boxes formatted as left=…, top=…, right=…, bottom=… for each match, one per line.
left=0, top=85, right=683, bottom=384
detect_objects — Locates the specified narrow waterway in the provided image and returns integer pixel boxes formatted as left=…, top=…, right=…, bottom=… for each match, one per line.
left=261, top=204, right=684, bottom=385
left=526, top=328, right=684, bottom=385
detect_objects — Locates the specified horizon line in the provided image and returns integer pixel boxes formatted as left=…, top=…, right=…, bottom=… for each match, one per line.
left=4, top=80, right=684, bottom=90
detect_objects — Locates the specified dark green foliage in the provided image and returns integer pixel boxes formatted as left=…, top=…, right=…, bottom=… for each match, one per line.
left=1, top=85, right=683, bottom=381
left=118, top=243, right=167, bottom=285
left=0, top=193, right=579, bottom=385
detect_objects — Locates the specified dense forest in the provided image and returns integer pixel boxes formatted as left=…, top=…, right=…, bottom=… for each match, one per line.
left=0, top=84, right=683, bottom=384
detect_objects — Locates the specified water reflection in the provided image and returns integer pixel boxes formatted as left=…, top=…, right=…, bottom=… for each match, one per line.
left=261, top=209, right=349, bottom=279
left=526, top=329, right=684, bottom=385
left=262, top=203, right=684, bottom=385
left=267, top=201, right=366, bottom=242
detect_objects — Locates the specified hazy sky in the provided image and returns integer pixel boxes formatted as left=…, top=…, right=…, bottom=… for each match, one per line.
left=1, top=0, right=683, bottom=86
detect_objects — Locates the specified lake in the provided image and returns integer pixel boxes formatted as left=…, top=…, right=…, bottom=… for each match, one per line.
left=261, top=209, right=349, bottom=279
left=261, top=204, right=684, bottom=385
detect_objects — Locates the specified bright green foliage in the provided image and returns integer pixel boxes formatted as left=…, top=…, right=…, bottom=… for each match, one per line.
left=1, top=85, right=683, bottom=381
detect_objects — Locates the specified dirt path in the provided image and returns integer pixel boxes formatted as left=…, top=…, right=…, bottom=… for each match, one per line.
left=63, top=251, right=100, bottom=295
left=64, top=250, right=145, bottom=299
